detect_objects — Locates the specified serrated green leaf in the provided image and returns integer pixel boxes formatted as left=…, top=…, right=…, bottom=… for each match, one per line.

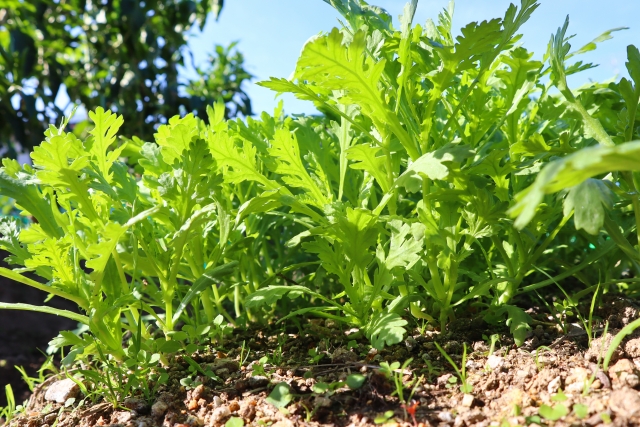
left=245, top=285, right=314, bottom=309
left=335, top=208, right=378, bottom=268
left=626, top=45, right=640, bottom=88
left=0, top=218, right=30, bottom=265
left=563, top=179, right=612, bottom=235
left=87, top=107, right=125, bottom=183
left=468, top=149, right=513, bottom=202
left=154, top=114, right=199, bottom=165
left=25, top=235, right=76, bottom=291
left=85, top=222, right=126, bottom=274
left=395, top=143, right=474, bottom=192
left=568, top=27, right=627, bottom=58
left=385, top=219, right=425, bottom=270
left=365, top=311, right=407, bottom=350
left=346, top=144, right=389, bottom=192
left=295, top=28, right=419, bottom=159
left=0, top=171, right=62, bottom=238
left=269, top=128, right=331, bottom=207
left=511, top=141, right=640, bottom=229
left=208, top=131, right=278, bottom=189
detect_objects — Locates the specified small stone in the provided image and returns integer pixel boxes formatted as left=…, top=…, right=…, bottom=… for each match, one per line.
left=247, top=375, right=269, bottom=388
left=547, top=376, right=561, bottom=394
left=210, top=405, right=231, bottom=425
left=208, top=359, right=239, bottom=375
left=111, top=411, right=132, bottom=424
left=324, top=319, right=338, bottom=329
left=44, top=378, right=80, bottom=403
left=461, top=394, right=475, bottom=407
left=609, top=388, right=640, bottom=418
left=565, top=367, right=590, bottom=393
left=187, top=399, right=198, bottom=410
left=626, top=374, right=640, bottom=388
left=609, top=358, right=636, bottom=375
left=271, top=420, right=293, bottom=427
left=228, top=400, right=240, bottom=412
left=123, top=397, right=149, bottom=414
left=213, top=396, right=223, bottom=407
left=609, top=359, right=637, bottom=387
left=237, top=399, right=256, bottom=421
left=332, top=347, right=358, bottom=364
left=438, top=411, right=454, bottom=422
left=585, top=332, right=623, bottom=363
left=486, top=355, right=504, bottom=370
left=191, top=384, right=206, bottom=401
left=405, top=337, right=417, bottom=350
left=624, top=337, right=640, bottom=358
left=151, top=400, right=169, bottom=417
left=234, top=375, right=269, bottom=391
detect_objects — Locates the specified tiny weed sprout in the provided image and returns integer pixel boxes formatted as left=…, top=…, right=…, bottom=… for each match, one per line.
left=0, top=385, right=16, bottom=424
left=374, top=410, right=396, bottom=425
left=435, top=342, right=473, bottom=394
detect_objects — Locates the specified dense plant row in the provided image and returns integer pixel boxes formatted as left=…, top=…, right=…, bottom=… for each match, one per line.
left=1, top=0, right=640, bottom=401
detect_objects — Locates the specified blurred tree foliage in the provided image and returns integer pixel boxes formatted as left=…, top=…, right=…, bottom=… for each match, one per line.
left=0, top=0, right=252, bottom=157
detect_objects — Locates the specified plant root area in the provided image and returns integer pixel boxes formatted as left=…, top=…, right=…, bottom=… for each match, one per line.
left=5, top=295, right=640, bottom=427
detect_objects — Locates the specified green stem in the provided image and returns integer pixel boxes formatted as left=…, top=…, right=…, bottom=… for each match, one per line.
left=516, top=240, right=616, bottom=295
left=0, top=302, right=89, bottom=324
left=519, top=214, right=571, bottom=277
left=603, top=217, right=640, bottom=265
left=622, top=171, right=640, bottom=248
left=0, top=267, right=88, bottom=310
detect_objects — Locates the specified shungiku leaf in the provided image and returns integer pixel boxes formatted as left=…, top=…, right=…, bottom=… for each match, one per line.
left=510, top=140, right=640, bottom=230
left=87, top=107, right=126, bottom=183
left=563, top=179, right=612, bottom=235
left=395, top=143, right=474, bottom=192
left=268, top=128, right=332, bottom=208
left=364, top=311, right=408, bottom=350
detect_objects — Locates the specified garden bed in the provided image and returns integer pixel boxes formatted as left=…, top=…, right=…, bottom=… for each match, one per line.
left=4, top=294, right=640, bottom=427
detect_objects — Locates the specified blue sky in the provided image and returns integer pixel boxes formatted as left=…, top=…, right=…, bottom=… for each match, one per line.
left=183, top=0, right=639, bottom=116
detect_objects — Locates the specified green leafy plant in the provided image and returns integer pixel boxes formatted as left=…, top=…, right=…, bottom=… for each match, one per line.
left=379, top=359, right=420, bottom=405
left=266, top=382, right=293, bottom=409
left=226, top=417, right=245, bottom=427
left=539, top=390, right=572, bottom=421
left=0, top=385, right=16, bottom=424
left=435, top=342, right=473, bottom=393
left=374, top=410, right=396, bottom=425
left=3, top=1, right=640, bottom=407
left=14, top=354, right=58, bottom=393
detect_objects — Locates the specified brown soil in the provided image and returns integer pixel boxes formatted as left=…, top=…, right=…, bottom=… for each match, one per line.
left=3, top=295, right=640, bottom=427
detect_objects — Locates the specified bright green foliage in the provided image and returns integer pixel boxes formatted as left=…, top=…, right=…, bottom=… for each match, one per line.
left=1, top=0, right=640, bottom=386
